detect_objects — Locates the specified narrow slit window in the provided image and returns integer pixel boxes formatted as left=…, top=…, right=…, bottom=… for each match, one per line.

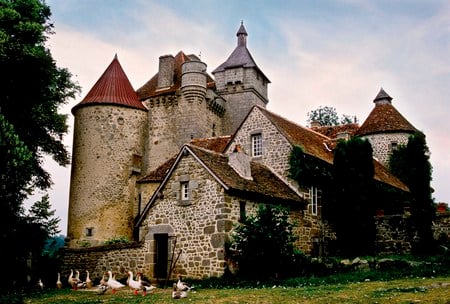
left=181, top=182, right=189, bottom=201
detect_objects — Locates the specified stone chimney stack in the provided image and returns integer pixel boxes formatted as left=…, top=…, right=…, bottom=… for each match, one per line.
left=157, top=55, right=175, bottom=89
left=310, top=120, right=321, bottom=128
left=228, top=145, right=253, bottom=180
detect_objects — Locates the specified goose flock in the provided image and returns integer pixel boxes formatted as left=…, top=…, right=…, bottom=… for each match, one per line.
left=47, top=270, right=195, bottom=299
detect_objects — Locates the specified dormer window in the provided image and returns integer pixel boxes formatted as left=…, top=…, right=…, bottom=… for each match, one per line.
left=251, top=133, right=262, bottom=157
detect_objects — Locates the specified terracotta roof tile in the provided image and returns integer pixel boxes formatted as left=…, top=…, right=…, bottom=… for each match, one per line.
left=190, top=136, right=232, bottom=153
left=357, top=91, right=416, bottom=136
left=136, top=51, right=215, bottom=100
left=311, top=123, right=360, bottom=139
left=72, top=55, right=147, bottom=113
left=188, top=145, right=304, bottom=203
left=138, top=155, right=177, bottom=183
left=257, top=106, right=334, bottom=164
left=255, top=106, right=408, bottom=191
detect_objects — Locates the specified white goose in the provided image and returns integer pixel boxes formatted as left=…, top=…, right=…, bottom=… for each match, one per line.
left=172, top=282, right=188, bottom=299
left=127, top=271, right=142, bottom=295
left=106, top=271, right=125, bottom=294
left=176, top=275, right=192, bottom=291
left=85, top=270, right=93, bottom=289
left=56, top=273, right=62, bottom=289
left=74, top=270, right=86, bottom=289
left=68, top=269, right=76, bottom=289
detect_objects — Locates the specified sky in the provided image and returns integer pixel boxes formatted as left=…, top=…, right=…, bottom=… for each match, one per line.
left=30, top=0, right=450, bottom=234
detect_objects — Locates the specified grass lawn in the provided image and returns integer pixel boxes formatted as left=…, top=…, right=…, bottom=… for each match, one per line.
left=21, top=276, right=450, bottom=304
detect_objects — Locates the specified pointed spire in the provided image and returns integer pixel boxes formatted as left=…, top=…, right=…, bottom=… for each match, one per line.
left=373, top=87, right=393, bottom=104
left=237, top=20, right=248, bottom=47
left=73, top=55, right=147, bottom=113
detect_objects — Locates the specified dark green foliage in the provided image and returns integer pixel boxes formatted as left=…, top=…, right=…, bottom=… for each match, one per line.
left=0, top=0, right=78, bottom=292
left=0, top=0, right=80, bottom=190
left=330, top=137, right=376, bottom=256
left=288, top=145, right=332, bottom=188
left=230, top=204, right=298, bottom=279
left=389, top=132, right=435, bottom=253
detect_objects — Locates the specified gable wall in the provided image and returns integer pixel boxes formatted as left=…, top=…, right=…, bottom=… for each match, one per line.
left=225, top=108, right=295, bottom=189
left=139, top=154, right=259, bottom=279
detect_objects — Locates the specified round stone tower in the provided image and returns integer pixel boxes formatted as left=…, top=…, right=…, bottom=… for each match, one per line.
left=67, top=55, right=148, bottom=247
left=181, top=58, right=207, bottom=103
left=357, top=88, right=417, bottom=167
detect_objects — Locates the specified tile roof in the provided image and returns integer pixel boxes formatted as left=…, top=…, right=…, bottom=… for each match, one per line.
left=256, top=106, right=334, bottom=164
left=189, top=136, right=232, bottom=153
left=138, top=136, right=232, bottom=183
left=72, top=55, right=147, bottom=113
left=188, top=144, right=303, bottom=203
left=311, top=123, right=360, bottom=139
left=136, top=51, right=215, bottom=100
left=138, top=155, right=177, bottom=183
left=357, top=90, right=417, bottom=136
left=135, top=144, right=305, bottom=227
left=254, top=106, right=408, bottom=191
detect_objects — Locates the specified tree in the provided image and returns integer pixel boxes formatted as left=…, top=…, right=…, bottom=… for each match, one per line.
left=0, top=0, right=80, bottom=190
left=330, top=137, right=376, bottom=256
left=0, top=0, right=79, bottom=291
left=307, top=106, right=358, bottom=127
left=230, top=204, right=297, bottom=279
left=389, top=131, right=435, bottom=253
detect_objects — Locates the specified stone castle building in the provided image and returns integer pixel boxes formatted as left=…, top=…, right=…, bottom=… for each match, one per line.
left=65, top=23, right=429, bottom=279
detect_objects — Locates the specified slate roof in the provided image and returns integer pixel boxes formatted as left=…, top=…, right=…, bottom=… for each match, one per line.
left=135, top=144, right=304, bottom=227
left=136, top=51, right=215, bottom=100
left=212, top=22, right=270, bottom=82
left=357, top=89, right=417, bottom=136
left=72, top=55, right=147, bottom=113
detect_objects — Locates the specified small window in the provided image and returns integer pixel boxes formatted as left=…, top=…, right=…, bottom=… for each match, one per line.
left=239, top=201, right=246, bottom=222
left=181, top=182, right=189, bottom=200
left=85, top=227, right=93, bottom=237
left=390, top=141, right=398, bottom=152
left=251, top=133, right=262, bottom=157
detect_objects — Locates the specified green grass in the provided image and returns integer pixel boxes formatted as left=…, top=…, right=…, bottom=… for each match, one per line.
left=18, top=276, right=450, bottom=304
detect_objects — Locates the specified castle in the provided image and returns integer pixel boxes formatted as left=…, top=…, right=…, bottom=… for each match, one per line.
left=66, top=23, right=421, bottom=279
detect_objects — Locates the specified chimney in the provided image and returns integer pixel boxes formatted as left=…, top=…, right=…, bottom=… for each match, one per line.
left=228, top=145, right=252, bottom=180
left=157, top=55, right=175, bottom=89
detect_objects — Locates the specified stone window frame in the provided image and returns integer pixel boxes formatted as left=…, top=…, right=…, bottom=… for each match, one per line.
left=175, top=174, right=198, bottom=206
left=250, top=130, right=263, bottom=158
left=85, top=227, right=94, bottom=237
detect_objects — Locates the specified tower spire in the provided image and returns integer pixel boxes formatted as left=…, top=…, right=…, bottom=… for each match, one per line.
left=237, top=20, right=248, bottom=47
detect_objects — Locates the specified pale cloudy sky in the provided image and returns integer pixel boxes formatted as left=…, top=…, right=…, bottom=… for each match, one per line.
left=31, top=0, right=450, bottom=234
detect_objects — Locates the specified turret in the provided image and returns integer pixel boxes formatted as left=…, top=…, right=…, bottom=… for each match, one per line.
left=212, top=22, right=271, bottom=134
left=67, top=55, right=147, bottom=247
left=181, top=57, right=207, bottom=103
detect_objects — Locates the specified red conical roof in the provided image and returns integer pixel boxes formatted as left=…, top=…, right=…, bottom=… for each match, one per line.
left=72, top=55, right=147, bottom=113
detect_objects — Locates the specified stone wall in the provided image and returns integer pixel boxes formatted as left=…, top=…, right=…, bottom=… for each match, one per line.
left=363, top=132, right=411, bottom=167
left=374, top=214, right=412, bottom=254
left=433, top=211, right=450, bottom=241
left=60, top=242, right=149, bottom=285
left=68, top=105, right=147, bottom=248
